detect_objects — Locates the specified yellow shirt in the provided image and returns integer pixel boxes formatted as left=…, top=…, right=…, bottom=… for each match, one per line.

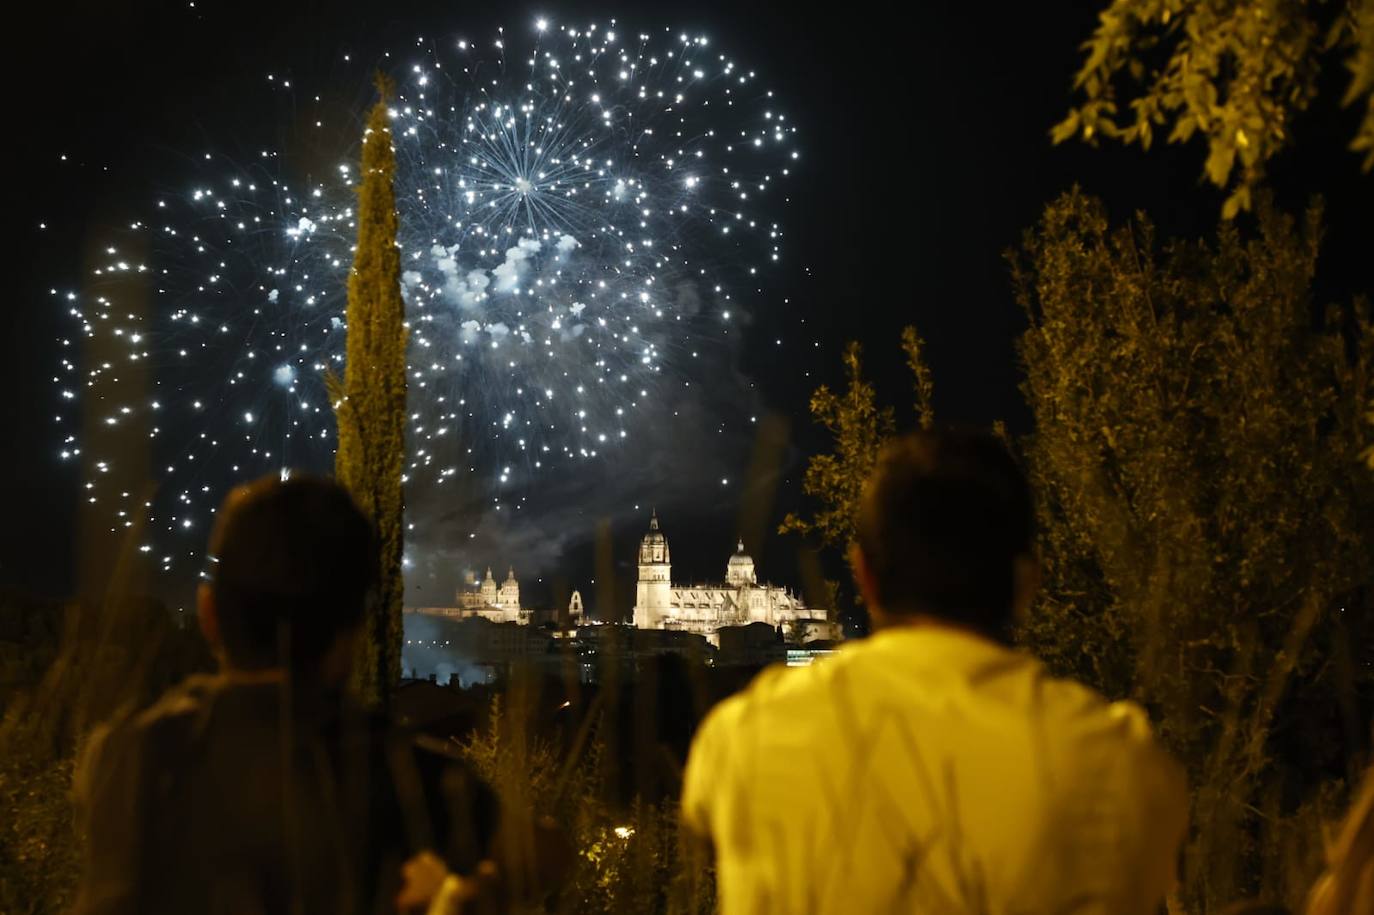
left=682, top=626, right=1187, bottom=914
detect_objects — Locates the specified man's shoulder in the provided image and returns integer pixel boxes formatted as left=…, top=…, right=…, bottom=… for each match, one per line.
left=1035, top=671, right=1162, bottom=747
left=1030, top=672, right=1186, bottom=799
left=682, top=664, right=819, bottom=832
left=79, top=676, right=217, bottom=770
left=695, top=656, right=842, bottom=745
left=697, top=632, right=960, bottom=734
left=81, top=675, right=393, bottom=771
left=136, top=673, right=221, bottom=725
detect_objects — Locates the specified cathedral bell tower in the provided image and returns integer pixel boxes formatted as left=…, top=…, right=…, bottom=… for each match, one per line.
left=480, top=567, right=498, bottom=606
left=634, top=510, right=672, bottom=629
left=499, top=567, right=520, bottom=613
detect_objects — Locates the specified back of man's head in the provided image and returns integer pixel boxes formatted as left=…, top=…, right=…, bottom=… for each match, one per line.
left=855, top=430, right=1033, bottom=637
left=205, top=473, right=375, bottom=673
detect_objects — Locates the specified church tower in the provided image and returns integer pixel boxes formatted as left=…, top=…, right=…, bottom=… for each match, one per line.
left=634, top=511, right=672, bottom=629
left=480, top=567, right=498, bottom=607
left=499, top=567, right=520, bottom=612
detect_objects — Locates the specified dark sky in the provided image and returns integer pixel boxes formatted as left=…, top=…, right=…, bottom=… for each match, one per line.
left=6, top=1, right=1370, bottom=619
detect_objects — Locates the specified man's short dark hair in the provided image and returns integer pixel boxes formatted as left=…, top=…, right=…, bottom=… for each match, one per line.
left=855, top=430, right=1033, bottom=635
left=206, top=473, right=376, bottom=671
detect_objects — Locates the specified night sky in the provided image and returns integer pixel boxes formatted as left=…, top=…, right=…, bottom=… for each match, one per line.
left=7, top=0, right=1370, bottom=621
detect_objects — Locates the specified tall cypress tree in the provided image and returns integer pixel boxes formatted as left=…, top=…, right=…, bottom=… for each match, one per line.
left=328, top=75, right=407, bottom=706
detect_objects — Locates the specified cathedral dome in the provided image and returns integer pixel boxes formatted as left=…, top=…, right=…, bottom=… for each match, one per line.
left=726, top=539, right=756, bottom=585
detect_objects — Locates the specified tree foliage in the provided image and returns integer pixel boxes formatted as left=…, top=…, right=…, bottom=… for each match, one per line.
left=780, top=328, right=939, bottom=548
left=1010, top=188, right=1374, bottom=911
left=0, top=587, right=211, bottom=915
left=1055, top=0, right=1374, bottom=217
left=779, top=331, right=937, bottom=629
left=1350, top=0, right=1374, bottom=166
left=901, top=325, right=936, bottom=431
left=779, top=342, right=895, bottom=552
left=460, top=696, right=713, bottom=914
left=327, top=76, right=408, bottom=707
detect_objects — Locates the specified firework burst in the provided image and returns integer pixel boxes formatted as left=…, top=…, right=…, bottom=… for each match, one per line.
left=55, top=18, right=799, bottom=578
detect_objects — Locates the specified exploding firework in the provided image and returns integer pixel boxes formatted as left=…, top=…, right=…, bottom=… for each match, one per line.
left=55, top=19, right=799, bottom=578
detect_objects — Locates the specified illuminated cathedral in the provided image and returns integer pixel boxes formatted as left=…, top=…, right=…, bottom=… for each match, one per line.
left=453, top=566, right=524, bottom=623
left=632, top=511, right=837, bottom=644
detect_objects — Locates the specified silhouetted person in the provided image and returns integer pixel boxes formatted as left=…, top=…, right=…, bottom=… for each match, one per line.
left=682, top=430, right=1188, bottom=914
left=71, top=474, right=496, bottom=915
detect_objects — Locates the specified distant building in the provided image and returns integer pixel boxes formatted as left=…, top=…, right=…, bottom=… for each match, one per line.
left=631, top=511, right=840, bottom=646
left=716, top=621, right=787, bottom=667
left=413, top=566, right=525, bottom=623
left=404, top=513, right=842, bottom=649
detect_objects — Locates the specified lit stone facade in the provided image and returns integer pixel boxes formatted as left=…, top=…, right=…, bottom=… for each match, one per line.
left=449, top=566, right=524, bottom=623
left=631, top=512, right=837, bottom=644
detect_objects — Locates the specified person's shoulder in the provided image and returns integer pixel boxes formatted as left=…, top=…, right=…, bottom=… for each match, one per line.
left=683, top=666, right=815, bottom=828
left=92, top=674, right=218, bottom=749
left=1036, top=671, right=1186, bottom=791
left=74, top=674, right=222, bottom=811
left=691, top=679, right=754, bottom=748
left=132, top=672, right=221, bottom=718
left=1038, top=671, right=1160, bottom=745
left=745, top=655, right=837, bottom=705
left=128, top=674, right=224, bottom=740
left=698, top=657, right=841, bottom=741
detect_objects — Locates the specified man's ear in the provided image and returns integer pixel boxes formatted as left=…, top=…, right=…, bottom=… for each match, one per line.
left=1012, top=554, right=1041, bottom=625
left=850, top=543, right=884, bottom=628
left=197, top=583, right=221, bottom=652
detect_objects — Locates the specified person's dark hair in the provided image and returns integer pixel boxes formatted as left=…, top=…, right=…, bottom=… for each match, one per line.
left=205, top=473, right=376, bottom=671
left=855, top=430, right=1033, bottom=635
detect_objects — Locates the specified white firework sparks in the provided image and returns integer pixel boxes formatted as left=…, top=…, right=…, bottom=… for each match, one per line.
left=54, top=18, right=798, bottom=577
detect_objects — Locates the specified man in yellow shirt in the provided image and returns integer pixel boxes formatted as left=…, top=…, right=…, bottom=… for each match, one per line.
left=682, top=431, right=1187, bottom=914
